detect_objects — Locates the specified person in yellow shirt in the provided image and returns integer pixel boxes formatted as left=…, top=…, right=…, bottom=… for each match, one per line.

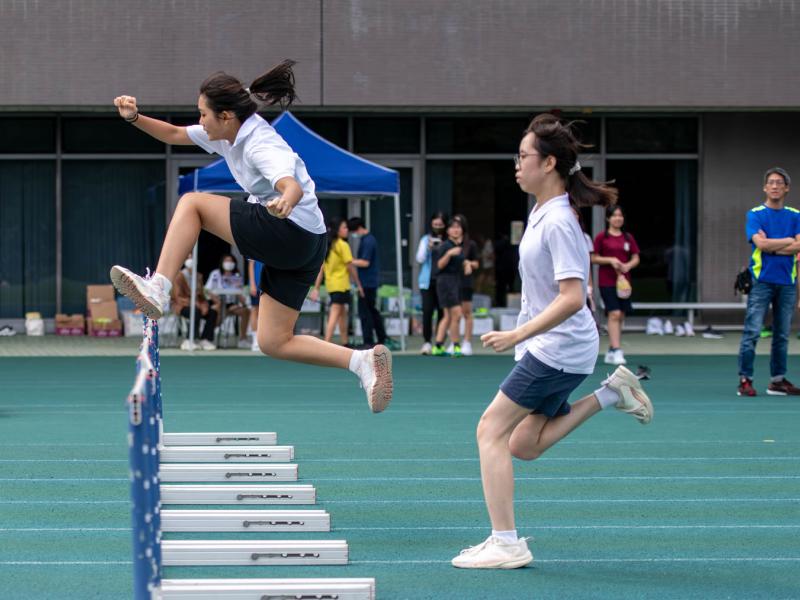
left=311, top=218, right=363, bottom=345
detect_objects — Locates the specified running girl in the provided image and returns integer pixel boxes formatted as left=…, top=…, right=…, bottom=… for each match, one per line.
left=451, top=114, right=653, bottom=569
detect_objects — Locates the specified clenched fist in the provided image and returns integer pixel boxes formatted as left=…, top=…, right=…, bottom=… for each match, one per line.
left=113, top=95, right=138, bottom=120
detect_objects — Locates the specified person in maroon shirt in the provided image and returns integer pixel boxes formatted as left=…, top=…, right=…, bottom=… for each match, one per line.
left=592, top=204, right=640, bottom=365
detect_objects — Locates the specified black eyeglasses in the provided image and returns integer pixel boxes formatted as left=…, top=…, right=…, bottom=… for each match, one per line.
left=512, top=152, right=540, bottom=169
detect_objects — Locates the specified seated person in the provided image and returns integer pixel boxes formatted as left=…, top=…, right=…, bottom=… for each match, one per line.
left=172, top=253, right=217, bottom=350
left=205, top=254, right=251, bottom=348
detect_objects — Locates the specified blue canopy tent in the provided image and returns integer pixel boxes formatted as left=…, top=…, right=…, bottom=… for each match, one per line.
left=177, top=111, right=406, bottom=349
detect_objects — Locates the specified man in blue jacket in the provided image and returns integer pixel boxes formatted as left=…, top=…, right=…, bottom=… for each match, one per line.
left=349, top=217, right=387, bottom=349
left=738, top=167, right=800, bottom=396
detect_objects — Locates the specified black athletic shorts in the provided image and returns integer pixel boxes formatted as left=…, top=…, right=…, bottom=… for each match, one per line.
left=436, top=274, right=461, bottom=309
left=229, top=199, right=327, bottom=311
left=329, top=291, right=351, bottom=305
left=460, top=286, right=474, bottom=303
left=599, top=285, right=633, bottom=315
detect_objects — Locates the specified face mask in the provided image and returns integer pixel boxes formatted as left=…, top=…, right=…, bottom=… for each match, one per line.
left=222, top=261, right=235, bottom=271
left=184, top=258, right=193, bottom=270
left=432, top=227, right=445, bottom=235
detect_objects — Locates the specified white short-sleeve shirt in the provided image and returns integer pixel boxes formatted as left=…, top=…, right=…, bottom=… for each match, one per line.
left=186, top=114, right=326, bottom=234
left=514, top=194, right=599, bottom=374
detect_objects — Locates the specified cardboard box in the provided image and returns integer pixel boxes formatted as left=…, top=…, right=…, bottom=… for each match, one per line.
left=87, top=285, right=115, bottom=306
left=55, top=314, right=85, bottom=336
left=88, top=318, right=122, bottom=337
left=90, top=300, right=118, bottom=320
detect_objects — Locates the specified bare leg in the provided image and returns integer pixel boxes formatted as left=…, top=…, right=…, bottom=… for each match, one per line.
left=462, top=300, right=473, bottom=342
left=607, top=310, right=622, bottom=348
left=339, top=305, right=349, bottom=345
left=155, top=193, right=234, bottom=283
left=509, top=393, right=602, bottom=460
left=436, top=307, right=451, bottom=344
left=249, top=303, right=259, bottom=336
left=229, top=306, right=251, bottom=340
left=257, top=293, right=352, bottom=368
left=449, top=305, right=463, bottom=343
left=324, top=303, right=343, bottom=343
left=476, top=391, right=535, bottom=531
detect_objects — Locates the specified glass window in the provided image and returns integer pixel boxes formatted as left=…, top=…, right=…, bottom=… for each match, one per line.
left=0, top=118, right=56, bottom=153
left=606, top=118, right=698, bottom=154
left=61, top=161, right=166, bottom=313
left=298, top=116, right=349, bottom=149
left=0, top=161, right=57, bottom=317
left=354, top=118, right=420, bottom=154
left=605, top=159, right=697, bottom=302
left=426, top=117, right=529, bottom=154
left=62, top=117, right=165, bottom=153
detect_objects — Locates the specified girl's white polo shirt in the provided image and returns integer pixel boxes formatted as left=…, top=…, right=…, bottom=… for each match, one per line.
left=514, top=194, right=599, bottom=374
left=186, top=114, right=326, bottom=235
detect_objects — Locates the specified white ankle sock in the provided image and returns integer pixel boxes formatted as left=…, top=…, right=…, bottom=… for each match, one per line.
left=492, top=530, right=518, bottom=544
left=348, top=349, right=366, bottom=374
left=152, top=273, right=172, bottom=294
left=594, top=385, right=620, bottom=409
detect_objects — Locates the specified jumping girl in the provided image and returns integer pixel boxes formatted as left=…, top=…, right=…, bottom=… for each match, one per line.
left=109, top=60, right=392, bottom=412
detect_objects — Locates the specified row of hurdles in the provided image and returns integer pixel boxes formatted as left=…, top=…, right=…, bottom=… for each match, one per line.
left=128, top=319, right=376, bottom=599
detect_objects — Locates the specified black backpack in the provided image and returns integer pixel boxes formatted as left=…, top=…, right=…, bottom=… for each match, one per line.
left=734, top=267, right=752, bottom=296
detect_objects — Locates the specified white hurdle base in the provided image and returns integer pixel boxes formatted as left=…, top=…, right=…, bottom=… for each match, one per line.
left=160, top=445, right=294, bottom=463
left=161, top=509, right=330, bottom=532
left=162, top=540, right=348, bottom=566
left=161, top=484, right=316, bottom=505
left=160, top=463, right=298, bottom=483
left=157, top=577, right=375, bottom=600
left=161, top=432, right=277, bottom=446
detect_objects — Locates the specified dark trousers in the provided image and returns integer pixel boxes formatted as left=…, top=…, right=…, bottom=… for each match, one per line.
left=180, top=306, right=218, bottom=342
left=421, top=285, right=440, bottom=343
left=358, top=287, right=386, bottom=346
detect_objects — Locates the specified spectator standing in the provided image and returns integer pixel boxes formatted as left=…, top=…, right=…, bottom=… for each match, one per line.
left=592, top=205, right=640, bottom=365
left=348, top=217, right=387, bottom=349
left=416, top=212, right=447, bottom=355
left=432, top=216, right=467, bottom=356
left=456, top=215, right=480, bottom=356
left=737, top=167, right=800, bottom=397
left=247, top=259, right=263, bottom=351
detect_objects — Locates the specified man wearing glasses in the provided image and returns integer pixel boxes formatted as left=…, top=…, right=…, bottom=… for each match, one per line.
left=738, top=167, right=800, bottom=396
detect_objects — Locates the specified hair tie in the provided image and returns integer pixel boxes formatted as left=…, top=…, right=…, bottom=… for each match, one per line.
left=244, top=87, right=251, bottom=95
left=568, top=161, right=581, bottom=176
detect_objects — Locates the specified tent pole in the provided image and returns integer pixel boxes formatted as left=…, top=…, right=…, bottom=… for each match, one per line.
left=393, top=193, right=406, bottom=351
left=188, top=243, right=198, bottom=349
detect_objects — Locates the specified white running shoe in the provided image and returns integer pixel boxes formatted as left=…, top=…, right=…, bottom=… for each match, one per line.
left=604, top=350, right=615, bottom=364
left=663, top=320, right=674, bottom=335
left=675, top=324, right=686, bottom=337
left=237, top=339, right=251, bottom=349
left=461, top=341, right=473, bottom=356
left=354, top=345, right=393, bottom=413
left=612, top=349, right=627, bottom=365
left=420, top=342, right=432, bottom=356
left=602, top=365, right=654, bottom=424
left=251, top=336, right=260, bottom=352
left=451, top=536, right=533, bottom=569
left=445, top=342, right=455, bottom=356
left=199, top=339, right=216, bottom=351
left=109, top=266, right=169, bottom=320
left=683, top=321, right=695, bottom=337
left=180, top=339, right=197, bottom=351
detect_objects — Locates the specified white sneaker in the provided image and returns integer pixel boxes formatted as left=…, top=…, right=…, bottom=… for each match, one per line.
left=675, top=324, right=686, bottom=337
left=237, top=339, right=251, bottom=349
left=604, top=350, right=615, bottom=364
left=602, top=365, right=654, bottom=424
left=645, top=317, right=664, bottom=336
left=461, top=341, right=473, bottom=356
left=451, top=536, right=533, bottom=569
left=420, top=342, right=432, bottom=356
left=354, top=345, right=393, bottom=413
left=683, top=321, right=695, bottom=337
left=109, top=266, right=170, bottom=320
left=612, top=349, right=627, bottom=365
left=663, top=320, right=674, bottom=335
left=199, top=339, right=216, bottom=351
left=180, top=339, right=197, bottom=351
left=445, top=342, right=455, bottom=356
left=251, top=335, right=260, bottom=352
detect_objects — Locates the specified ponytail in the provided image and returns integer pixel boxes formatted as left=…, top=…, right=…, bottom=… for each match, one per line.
left=199, top=59, right=298, bottom=122
left=248, top=59, right=297, bottom=108
left=525, top=113, right=618, bottom=208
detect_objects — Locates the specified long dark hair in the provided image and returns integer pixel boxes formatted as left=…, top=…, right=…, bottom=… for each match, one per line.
left=525, top=113, right=618, bottom=208
left=449, top=214, right=470, bottom=249
left=199, top=59, right=298, bottom=121
left=604, top=204, right=629, bottom=238
left=326, top=217, right=348, bottom=259
left=429, top=211, right=447, bottom=238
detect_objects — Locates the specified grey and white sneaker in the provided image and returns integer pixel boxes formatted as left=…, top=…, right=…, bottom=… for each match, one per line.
left=355, top=344, right=393, bottom=413
left=110, top=266, right=169, bottom=320
left=603, top=365, right=654, bottom=424
left=451, top=536, right=533, bottom=569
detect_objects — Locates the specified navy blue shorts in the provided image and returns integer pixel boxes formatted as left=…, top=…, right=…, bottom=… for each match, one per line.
left=500, top=352, right=588, bottom=417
